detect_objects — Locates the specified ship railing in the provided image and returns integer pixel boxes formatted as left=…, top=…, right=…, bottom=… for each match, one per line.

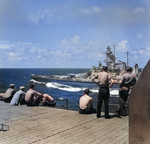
left=0, top=123, right=9, bottom=132
left=55, top=98, right=79, bottom=110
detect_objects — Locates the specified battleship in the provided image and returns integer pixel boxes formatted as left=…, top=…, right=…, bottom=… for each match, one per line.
left=31, top=46, right=139, bottom=83
left=31, top=73, right=93, bottom=83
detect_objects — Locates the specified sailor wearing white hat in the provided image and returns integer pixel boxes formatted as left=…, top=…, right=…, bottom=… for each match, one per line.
left=10, top=86, right=26, bottom=106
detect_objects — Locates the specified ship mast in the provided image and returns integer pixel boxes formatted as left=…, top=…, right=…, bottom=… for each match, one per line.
left=104, top=46, right=116, bottom=71
left=113, top=45, right=115, bottom=70
left=127, top=51, right=129, bottom=67
left=113, top=45, right=115, bottom=63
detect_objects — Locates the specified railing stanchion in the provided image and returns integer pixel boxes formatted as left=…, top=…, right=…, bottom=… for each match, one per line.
left=66, top=99, right=68, bottom=109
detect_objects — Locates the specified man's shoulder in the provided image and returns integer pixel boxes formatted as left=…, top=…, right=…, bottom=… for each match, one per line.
left=26, top=89, right=33, bottom=95
left=124, top=73, right=135, bottom=78
left=86, top=95, right=93, bottom=100
left=5, top=88, right=15, bottom=94
left=80, top=95, right=92, bottom=99
left=17, top=90, right=25, bottom=95
left=98, top=71, right=108, bottom=76
left=27, top=89, right=35, bottom=92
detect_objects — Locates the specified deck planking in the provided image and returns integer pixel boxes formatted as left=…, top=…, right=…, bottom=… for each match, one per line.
left=0, top=101, right=128, bottom=144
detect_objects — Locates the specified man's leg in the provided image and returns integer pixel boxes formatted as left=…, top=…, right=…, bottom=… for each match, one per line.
left=45, top=100, right=56, bottom=107
left=104, top=88, right=110, bottom=118
left=4, top=96, right=13, bottom=103
left=97, top=89, right=103, bottom=118
left=118, top=89, right=128, bottom=115
left=104, top=96, right=109, bottom=117
left=90, top=108, right=96, bottom=113
left=32, top=95, right=41, bottom=106
left=42, top=94, right=56, bottom=107
left=19, top=95, right=25, bottom=105
left=79, top=108, right=91, bottom=114
left=42, top=94, right=54, bottom=102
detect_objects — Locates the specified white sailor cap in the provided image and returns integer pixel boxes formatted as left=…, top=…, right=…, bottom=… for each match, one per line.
left=10, top=84, right=15, bottom=88
left=20, top=86, right=25, bottom=90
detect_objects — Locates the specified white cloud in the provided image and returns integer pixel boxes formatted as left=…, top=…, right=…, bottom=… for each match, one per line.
left=64, top=4, right=67, bottom=8
left=92, top=6, right=101, bottom=13
left=8, top=52, right=28, bottom=61
left=138, top=47, right=150, bottom=57
left=0, top=44, right=12, bottom=49
left=61, top=39, right=67, bottom=45
left=27, top=10, right=45, bottom=25
left=139, top=49, right=145, bottom=55
left=88, top=55, right=92, bottom=59
left=136, top=33, right=144, bottom=39
left=134, top=55, right=138, bottom=59
left=117, top=39, right=129, bottom=52
left=27, top=9, right=61, bottom=25
left=133, top=7, right=144, bottom=13
left=0, top=41, right=10, bottom=44
left=72, top=36, right=80, bottom=44
left=87, top=52, right=103, bottom=60
left=82, top=6, right=100, bottom=14
left=13, top=57, right=28, bottom=61
left=49, top=49, right=71, bottom=61
left=97, top=53, right=103, bottom=58
left=85, top=41, right=93, bottom=49
left=0, top=41, right=14, bottom=49
left=9, top=52, right=19, bottom=57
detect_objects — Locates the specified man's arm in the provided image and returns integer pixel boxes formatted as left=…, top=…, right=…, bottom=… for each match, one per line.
left=119, top=77, right=125, bottom=88
left=92, top=75, right=98, bottom=81
left=12, top=90, right=16, bottom=96
left=18, top=93, right=25, bottom=105
left=109, top=79, right=114, bottom=88
left=92, top=75, right=100, bottom=86
left=89, top=98, right=93, bottom=108
left=36, top=91, right=42, bottom=96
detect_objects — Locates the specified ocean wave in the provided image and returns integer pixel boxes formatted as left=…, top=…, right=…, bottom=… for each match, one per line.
left=46, top=82, right=84, bottom=92
left=45, top=82, right=119, bottom=96
left=110, top=89, right=119, bottom=95
left=30, top=79, right=46, bottom=84
left=90, top=89, right=119, bottom=96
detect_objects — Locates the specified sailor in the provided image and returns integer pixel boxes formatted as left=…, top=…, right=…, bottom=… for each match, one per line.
left=116, top=66, right=136, bottom=116
left=4, top=84, right=16, bottom=103
left=79, top=89, right=96, bottom=114
left=10, top=86, right=26, bottom=105
left=132, top=63, right=139, bottom=77
left=25, top=83, right=56, bottom=107
left=92, top=66, right=114, bottom=119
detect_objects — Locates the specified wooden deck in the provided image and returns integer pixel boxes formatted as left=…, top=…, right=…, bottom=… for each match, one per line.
left=0, top=101, right=128, bottom=144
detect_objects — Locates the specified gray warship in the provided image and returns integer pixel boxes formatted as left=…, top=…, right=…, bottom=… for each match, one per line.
left=31, top=46, right=139, bottom=83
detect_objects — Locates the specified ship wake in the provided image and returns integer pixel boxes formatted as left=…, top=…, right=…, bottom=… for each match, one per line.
left=45, top=82, right=119, bottom=96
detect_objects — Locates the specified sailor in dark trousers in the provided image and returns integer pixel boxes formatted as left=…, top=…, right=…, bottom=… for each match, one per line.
left=116, top=67, right=136, bottom=116
left=92, top=66, right=114, bottom=119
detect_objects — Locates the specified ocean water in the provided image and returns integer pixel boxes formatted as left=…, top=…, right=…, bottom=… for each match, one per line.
left=0, top=68, right=119, bottom=111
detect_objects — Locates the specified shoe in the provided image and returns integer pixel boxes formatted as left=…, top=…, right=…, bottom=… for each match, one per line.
left=41, top=102, right=46, bottom=106
left=105, top=115, right=111, bottom=119
left=116, top=110, right=121, bottom=116
left=97, top=114, right=101, bottom=118
left=121, top=113, right=127, bottom=116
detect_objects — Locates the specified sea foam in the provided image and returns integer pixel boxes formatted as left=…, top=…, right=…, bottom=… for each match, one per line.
left=30, top=79, right=46, bottom=84
left=45, top=82, right=119, bottom=96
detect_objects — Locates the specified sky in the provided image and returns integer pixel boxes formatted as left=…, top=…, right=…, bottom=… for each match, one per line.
left=0, top=0, right=150, bottom=68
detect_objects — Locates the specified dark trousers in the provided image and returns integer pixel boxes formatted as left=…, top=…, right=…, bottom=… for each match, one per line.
left=19, top=95, right=25, bottom=105
left=117, top=89, right=129, bottom=114
left=44, top=100, right=56, bottom=107
left=26, top=95, right=41, bottom=106
left=79, top=108, right=96, bottom=114
left=4, top=96, right=13, bottom=103
left=97, top=87, right=109, bottom=117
